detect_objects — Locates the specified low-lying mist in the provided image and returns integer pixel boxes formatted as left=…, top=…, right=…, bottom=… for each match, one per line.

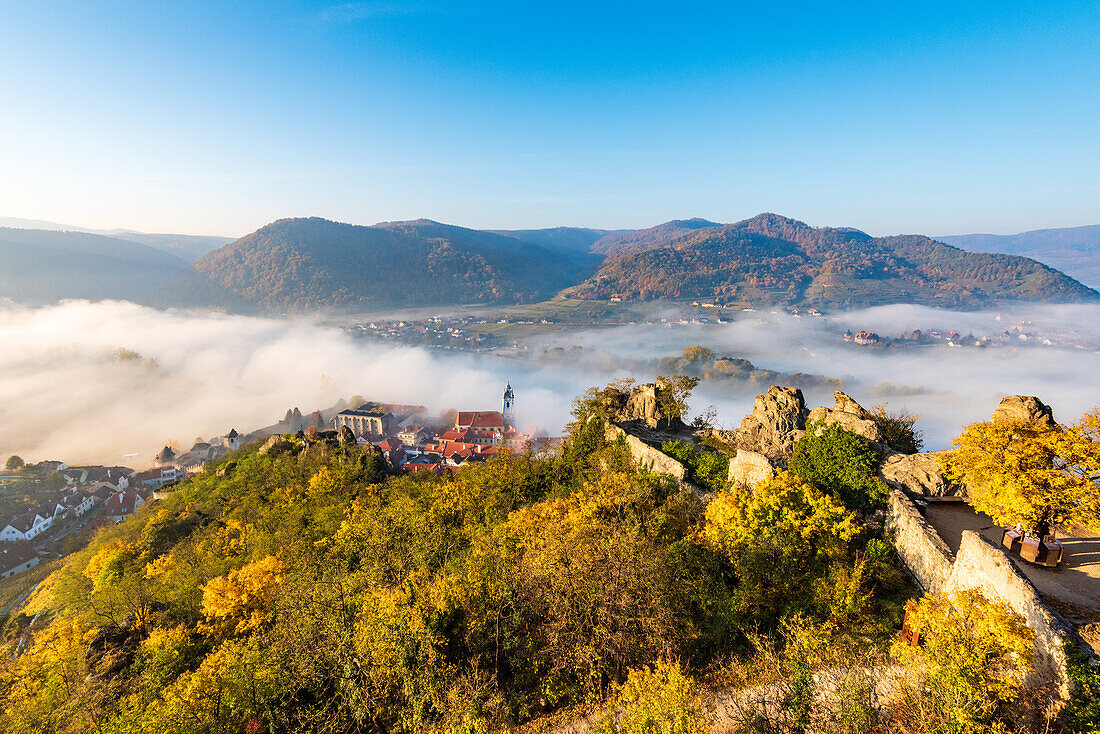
left=2, top=300, right=1098, bottom=466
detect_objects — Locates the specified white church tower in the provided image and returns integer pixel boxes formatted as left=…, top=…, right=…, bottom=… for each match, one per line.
left=502, top=383, right=515, bottom=426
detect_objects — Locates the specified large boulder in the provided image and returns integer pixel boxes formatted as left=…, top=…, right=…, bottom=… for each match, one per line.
left=991, top=395, right=1056, bottom=426
left=807, top=391, right=885, bottom=443
left=728, top=449, right=775, bottom=489
left=879, top=450, right=963, bottom=498
left=728, top=386, right=808, bottom=466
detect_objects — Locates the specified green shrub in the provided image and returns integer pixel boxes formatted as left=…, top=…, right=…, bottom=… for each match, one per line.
left=1062, top=642, right=1100, bottom=734
left=869, top=404, right=924, bottom=454
left=660, top=440, right=729, bottom=492
left=789, top=422, right=889, bottom=512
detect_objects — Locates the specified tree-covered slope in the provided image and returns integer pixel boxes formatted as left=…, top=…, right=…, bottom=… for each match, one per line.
left=0, top=228, right=190, bottom=305
left=564, top=214, right=1100, bottom=308
left=589, top=217, right=721, bottom=255
left=1, top=380, right=1068, bottom=733
left=168, top=218, right=589, bottom=311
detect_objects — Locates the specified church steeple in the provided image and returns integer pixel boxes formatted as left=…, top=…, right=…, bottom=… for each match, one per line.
left=503, top=383, right=515, bottom=425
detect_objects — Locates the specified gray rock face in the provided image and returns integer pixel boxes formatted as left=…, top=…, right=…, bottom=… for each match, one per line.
left=337, top=425, right=357, bottom=446
left=620, top=383, right=664, bottom=428
left=729, top=386, right=808, bottom=466
left=258, top=435, right=290, bottom=455
left=807, top=391, right=885, bottom=443
left=991, top=395, right=1056, bottom=426
left=728, top=449, right=775, bottom=489
left=879, top=450, right=963, bottom=498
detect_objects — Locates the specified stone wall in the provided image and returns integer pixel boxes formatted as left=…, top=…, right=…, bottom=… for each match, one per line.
left=885, top=490, right=954, bottom=593
left=886, top=489, right=1073, bottom=702
left=605, top=422, right=688, bottom=486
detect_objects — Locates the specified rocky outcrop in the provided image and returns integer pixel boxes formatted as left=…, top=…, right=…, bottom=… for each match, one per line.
left=337, top=425, right=357, bottom=447
left=991, top=395, right=1056, bottom=426
left=807, top=391, right=885, bottom=443
left=879, top=450, right=963, bottom=498
left=727, top=449, right=775, bottom=489
left=619, top=383, right=665, bottom=428
left=726, top=386, right=808, bottom=466
left=258, top=435, right=291, bottom=455
left=604, top=422, right=689, bottom=487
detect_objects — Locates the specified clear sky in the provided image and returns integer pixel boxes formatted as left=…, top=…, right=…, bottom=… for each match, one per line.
left=1, top=0, right=1097, bottom=237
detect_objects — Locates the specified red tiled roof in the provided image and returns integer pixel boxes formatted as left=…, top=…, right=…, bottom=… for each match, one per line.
left=455, top=411, right=505, bottom=429
left=106, top=491, right=144, bottom=516
left=376, top=438, right=403, bottom=452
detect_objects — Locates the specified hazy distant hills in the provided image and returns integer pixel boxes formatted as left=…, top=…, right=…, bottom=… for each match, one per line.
left=940, top=225, right=1100, bottom=290
left=0, top=216, right=233, bottom=262
left=163, top=217, right=593, bottom=311
left=564, top=214, right=1100, bottom=309
left=490, top=226, right=614, bottom=259
left=4, top=214, right=1098, bottom=312
left=0, top=227, right=190, bottom=305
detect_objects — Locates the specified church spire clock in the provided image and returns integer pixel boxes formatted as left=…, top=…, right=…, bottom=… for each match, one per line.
left=503, top=382, right=515, bottom=425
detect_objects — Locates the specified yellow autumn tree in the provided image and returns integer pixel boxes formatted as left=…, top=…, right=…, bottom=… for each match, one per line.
left=943, top=410, right=1100, bottom=535
left=202, top=555, right=285, bottom=633
left=892, top=590, right=1034, bottom=733
left=599, top=660, right=710, bottom=734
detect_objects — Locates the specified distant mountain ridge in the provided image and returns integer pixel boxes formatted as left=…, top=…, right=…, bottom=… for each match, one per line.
left=939, top=225, right=1100, bottom=290
left=0, top=217, right=234, bottom=261
left=0, top=227, right=190, bottom=305
left=3, top=214, right=1097, bottom=312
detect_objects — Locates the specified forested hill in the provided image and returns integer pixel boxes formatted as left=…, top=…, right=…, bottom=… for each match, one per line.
left=0, top=227, right=190, bottom=305
left=589, top=217, right=720, bottom=255
left=163, top=217, right=594, bottom=311
left=564, top=213, right=1100, bottom=309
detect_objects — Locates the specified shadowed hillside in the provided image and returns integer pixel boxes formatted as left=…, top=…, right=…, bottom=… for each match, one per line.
left=165, top=217, right=592, bottom=312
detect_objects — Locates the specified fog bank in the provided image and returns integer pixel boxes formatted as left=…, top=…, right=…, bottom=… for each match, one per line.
left=2, top=300, right=1098, bottom=465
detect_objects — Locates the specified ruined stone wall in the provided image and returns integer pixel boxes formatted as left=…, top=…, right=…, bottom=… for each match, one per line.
left=948, top=532, right=1073, bottom=699
left=885, top=490, right=954, bottom=593
left=886, top=490, right=1073, bottom=702
left=605, top=423, right=688, bottom=486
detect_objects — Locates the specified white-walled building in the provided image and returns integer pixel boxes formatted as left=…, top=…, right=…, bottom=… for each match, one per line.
left=0, top=541, right=39, bottom=578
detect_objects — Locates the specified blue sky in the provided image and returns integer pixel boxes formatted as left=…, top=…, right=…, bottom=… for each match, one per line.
left=1, top=0, right=1097, bottom=236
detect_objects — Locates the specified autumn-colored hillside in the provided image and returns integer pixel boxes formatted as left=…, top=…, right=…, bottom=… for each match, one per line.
left=564, top=214, right=1100, bottom=309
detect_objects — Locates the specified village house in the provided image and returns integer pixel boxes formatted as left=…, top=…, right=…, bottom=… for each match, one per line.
left=60, top=465, right=134, bottom=490
left=0, top=541, right=39, bottom=579
left=397, top=425, right=431, bottom=447
left=375, top=437, right=408, bottom=468
left=0, top=504, right=55, bottom=542
left=135, top=466, right=179, bottom=490
left=53, top=490, right=95, bottom=519
left=105, top=490, right=149, bottom=523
